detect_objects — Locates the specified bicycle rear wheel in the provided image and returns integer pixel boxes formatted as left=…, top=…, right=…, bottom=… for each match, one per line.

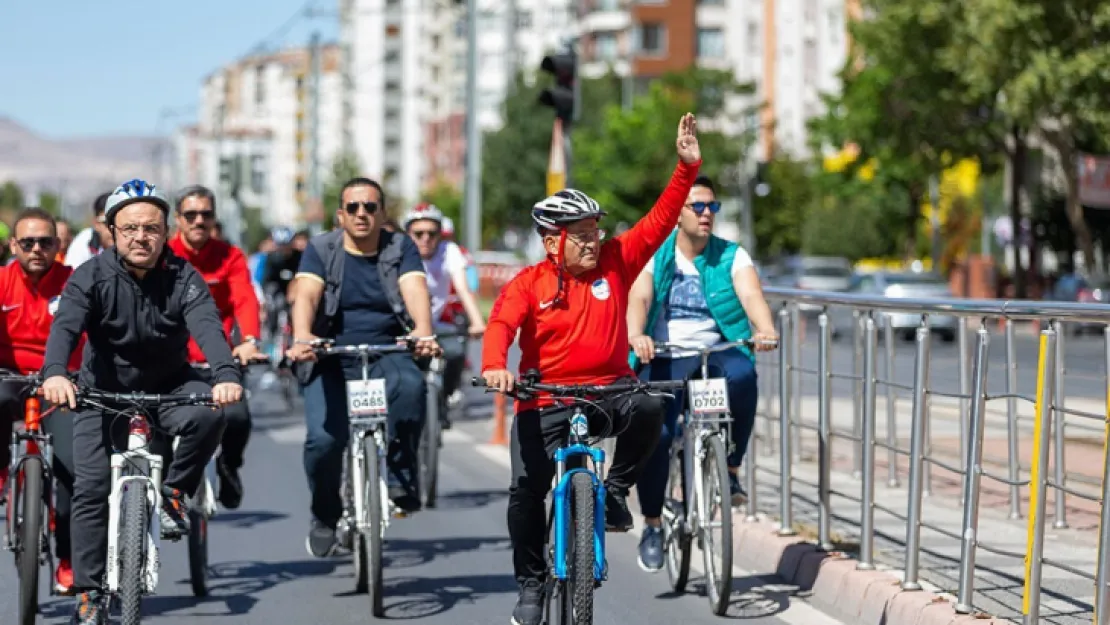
left=663, top=446, right=691, bottom=593
left=16, top=457, right=44, bottom=625
left=119, top=484, right=149, bottom=625
left=700, top=435, right=733, bottom=615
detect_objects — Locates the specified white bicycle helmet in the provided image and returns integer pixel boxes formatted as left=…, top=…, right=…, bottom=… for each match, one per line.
left=270, top=226, right=295, bottom=245
left=104, top=178, right=171, bottom=225
left=531, top=189, right=605, bottom=231
left=402, top=203, right=444, bottom=230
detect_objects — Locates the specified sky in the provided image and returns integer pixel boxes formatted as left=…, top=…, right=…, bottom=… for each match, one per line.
left=0, top=0, right=338, bottom=138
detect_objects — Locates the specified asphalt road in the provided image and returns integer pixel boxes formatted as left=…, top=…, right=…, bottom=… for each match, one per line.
left=0, top=366, right=843, bottom=625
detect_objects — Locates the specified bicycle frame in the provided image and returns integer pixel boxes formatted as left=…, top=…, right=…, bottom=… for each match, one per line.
left=552, top=410, right=608, bottom=582
left=4, top=391, right=56, bottom=572
left=105, top=413, right=164, bottom=595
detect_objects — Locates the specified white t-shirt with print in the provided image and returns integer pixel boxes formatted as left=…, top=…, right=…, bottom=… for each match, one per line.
left=643, top=241, right=754, bottom=358
left=422, top=240, right=469, bottom=320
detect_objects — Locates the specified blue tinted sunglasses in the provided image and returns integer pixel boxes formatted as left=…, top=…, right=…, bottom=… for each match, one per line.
left=688, top=201, right=721, bottom=215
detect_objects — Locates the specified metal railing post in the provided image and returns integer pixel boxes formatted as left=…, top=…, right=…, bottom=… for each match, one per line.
left=957, top=316, right=970, bottom=504
left=1005, top=318, right=1022, bottom=519
left=903, top=323, right=931, bottom=590
left=956, top=324, right=990, bottom=613
left=817, top=310, right=833, bottom=550
left=1094, top=327, right=1110, bottom=625
left=852, top=310, right=864, bottom=478
left=1052, top=319, right=1068, bottom=529
left=791, top=305, right=803, bottom=461
left=1022, top=327, right=1057, bottom=625
left=778, top=305, right=795, bottom=535
left=859, top=312, right=878, bottom=569
left=884, top=316, right=900, bottom=487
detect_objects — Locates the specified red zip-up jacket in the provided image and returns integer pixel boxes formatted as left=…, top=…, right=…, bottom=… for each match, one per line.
left=168, top=234, right=261, bottom=364
left=482, top=159, right=701, bottom=412
left=0, top=261, right=84, bottom=374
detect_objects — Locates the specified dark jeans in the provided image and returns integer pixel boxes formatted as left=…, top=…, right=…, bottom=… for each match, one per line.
left=507, top=382, right=664, bottom=583
left=302, top=353, right=425, bottom=528
left=192, top=367, right=252, bottom=469
left=0, top=380, right=74, bottom=560
left=71, top=374, right=226, bottom=591
left=635, top=348, right=758, bottom=518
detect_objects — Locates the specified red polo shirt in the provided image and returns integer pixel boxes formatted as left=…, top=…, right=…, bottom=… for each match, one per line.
left=168, top=234, right=261, bottom=364
left=0, top=261, right=83, bottom=374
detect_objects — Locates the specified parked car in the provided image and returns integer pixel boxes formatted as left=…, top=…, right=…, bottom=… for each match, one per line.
left=764, top=255, right=854, bottom=312
left=832, top=271, right=957, bottom=342
left=1047, top=272, right=1110, bottom=334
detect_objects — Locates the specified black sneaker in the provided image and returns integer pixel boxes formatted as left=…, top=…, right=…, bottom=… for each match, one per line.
left=510, top=579, right=544, bottom=625
left=728, top=473, right=747, bottom=506
left=159, top=487, right=190, bottom=540
left=306, top=519, right=339, bottom=558
left=637, top=525, right=664, bottom=572
left=389, top=485, right=421, bottom=516
left=216, top=457, right=244, bottom=510
left=72, top=590, right=106, bottom=625
left=604, top=489, right=634, bottom=532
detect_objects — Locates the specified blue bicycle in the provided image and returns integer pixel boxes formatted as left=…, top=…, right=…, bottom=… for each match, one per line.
left=475, top=371, right=683, bottom=624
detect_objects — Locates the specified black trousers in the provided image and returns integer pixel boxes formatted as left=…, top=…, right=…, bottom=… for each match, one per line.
left=0, top=380, right=74, bottom=560
left=191, top=367, right=251, bottom=469
left=71, top=374, right=226, bottom=591
left=507, top=382, right=664, bottom=583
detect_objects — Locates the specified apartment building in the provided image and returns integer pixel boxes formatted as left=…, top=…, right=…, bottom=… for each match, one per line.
left=173, top=45, right=343, bottom=231
left=576, top=0, right=852, bottom=159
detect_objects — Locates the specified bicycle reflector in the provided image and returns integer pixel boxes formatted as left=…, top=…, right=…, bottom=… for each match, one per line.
left=128, top=415, right=152, bottom=441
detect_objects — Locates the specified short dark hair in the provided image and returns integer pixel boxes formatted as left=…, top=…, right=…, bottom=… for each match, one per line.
left=13, top=207, right=57, bottom=236
left=692, top=175, right=716, bottom=194
left=339, top=177, right=385, bottom=209
left=175, top=185, right=217, bottom=213
left=93, top=192, right=111, bottom=217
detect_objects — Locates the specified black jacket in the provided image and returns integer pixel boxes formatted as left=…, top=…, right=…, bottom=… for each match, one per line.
left=42, top=248, right=241, bottom=391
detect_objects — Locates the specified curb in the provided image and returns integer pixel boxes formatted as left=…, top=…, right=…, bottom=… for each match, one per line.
left=734, top=519, right=1010, bottom=624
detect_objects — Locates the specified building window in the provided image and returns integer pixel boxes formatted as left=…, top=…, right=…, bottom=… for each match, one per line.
left=254, top=65, right=266, bottom=107
left=386, top=80, right=401, bottom=93
left=697, top=28, right=725, bottom=59
left=638, top=23, right=667, bottom=55
left=250, top=154, right=266, bottom=193
left=747, top=21, right=760, bottom=55
left=699, top=0, right=724, bottom=4
left=517, top=10, right=532, bottom=29
left=595, top=32, right=618, bottom=61
left=385, top=138, right=399, bottom=153
left=455, top=18, right=465, bottom=37
left=454, top=52, right=466, bottom=72
left=386, top=107, right=400, bottom=123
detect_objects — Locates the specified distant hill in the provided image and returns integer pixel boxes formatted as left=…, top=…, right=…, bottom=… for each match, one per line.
left=0, top=117, right=171, bottom=222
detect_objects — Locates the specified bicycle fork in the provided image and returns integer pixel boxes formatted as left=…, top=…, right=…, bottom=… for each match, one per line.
left=349, top=427, right=389, bottom=537
left=105, top=432, right=164, bottom=595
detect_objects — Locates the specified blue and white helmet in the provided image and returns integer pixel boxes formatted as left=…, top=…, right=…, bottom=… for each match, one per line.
left=104, top=179, right=171, bottom=225
left=270, top=226, right=295, bottom=245
left=531, top=189, right=605, bottom=231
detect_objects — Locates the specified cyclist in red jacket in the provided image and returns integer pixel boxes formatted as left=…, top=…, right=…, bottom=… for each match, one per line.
left=481, top=113, right=702, bottom=625
left=168, top=185, right=262, bottom=510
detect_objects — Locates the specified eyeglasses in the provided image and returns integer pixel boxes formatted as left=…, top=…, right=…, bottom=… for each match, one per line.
left=344, top=201, right=379, bottom=215
left=116, top=224, right=165, bottom=239
left=16, top=237, right=56, bottom=252
left=410, top=229, right=440, bottom=240
left=687, top=201, right=722, bottom=215
left=181, top=210, right=215, bottom=223
left=566, top=229, right=606, bottom=246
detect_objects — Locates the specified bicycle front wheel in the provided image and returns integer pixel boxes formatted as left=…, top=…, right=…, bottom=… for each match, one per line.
left=187, top=480, right=209, bottom=597
left=700, top=435, right=733, bottom=615
left=363, top=438, right=385, bottom=617
left=119, top=484, right=149, bottom=625
left=662, top=446, right=691, bottom=593
left=16, top=457, right=44, bottom=625
left=419, top=386, right=441, bottom=509
left=570, top=472, right=595, bottom=624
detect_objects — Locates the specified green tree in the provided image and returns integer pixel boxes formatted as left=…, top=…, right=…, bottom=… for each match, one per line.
left=751, top=156, right=812, bottom=259
left=950, top=0, right=1110, bottom=269
left=241, top=205, right=269, bottom=252
left=572, top=68, right=755, bottom=227
left=421, top=178, right=463, bottom=226
left=39, top=192, right=60, bottom=216
left=321, top=152, right=363, bottom=231
left=0, top=181, right=24, bottom=211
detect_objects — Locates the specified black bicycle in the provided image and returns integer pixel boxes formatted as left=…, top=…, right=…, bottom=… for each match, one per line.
left=474, top=370, right=684, bottom=625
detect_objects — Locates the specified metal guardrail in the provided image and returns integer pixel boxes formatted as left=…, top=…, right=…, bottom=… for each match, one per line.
left=746, top=287, right=1110, bottom=625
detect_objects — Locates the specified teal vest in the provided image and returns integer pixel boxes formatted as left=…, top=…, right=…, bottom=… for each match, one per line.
left=629, top=230, right=753, bottom=369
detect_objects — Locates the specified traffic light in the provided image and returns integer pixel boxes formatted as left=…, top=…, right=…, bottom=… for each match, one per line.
left=539, top=49, right=576, bottom=125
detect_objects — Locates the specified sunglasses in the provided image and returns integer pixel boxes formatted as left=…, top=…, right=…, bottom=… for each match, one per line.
left=410, top=229, right=440, bottom=240
left=344, top=201, right=379, bottom=215
left=181, top=210, right=215, bottom=222
left=688, top=201, right=722, bottom=215
left=16, top=236, right=56, bottom=252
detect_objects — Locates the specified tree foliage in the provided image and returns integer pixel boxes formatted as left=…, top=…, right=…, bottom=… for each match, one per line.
left=0, top=181, right=24, bottom=212
left=572, top=68, right=755, bottom=227
left=751, top=156, right=811, bottom=259
left=421, top=178, right=463, bottom=227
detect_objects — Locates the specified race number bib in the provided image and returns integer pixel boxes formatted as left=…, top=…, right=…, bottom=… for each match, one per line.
left=688, top=378, right=730, bottom=415
left=347, top=379, right=388, bottom=416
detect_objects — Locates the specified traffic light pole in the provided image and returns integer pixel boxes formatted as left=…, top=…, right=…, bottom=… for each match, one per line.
left=463, top=0, right=482, bottom=254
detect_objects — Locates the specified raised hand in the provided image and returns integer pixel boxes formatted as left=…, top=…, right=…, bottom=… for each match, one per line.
left=676, top=113, right=700, bottom=164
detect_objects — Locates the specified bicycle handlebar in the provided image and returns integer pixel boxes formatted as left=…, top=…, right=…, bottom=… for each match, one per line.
left=471, top=370, right=685, bottom=401
left=190, top=355, right=272, bottom=371
left=308, top=336, right=430, bottom=356
left=75, top=388, right=217, bottom=408
left=652, top=338, right=779, bottom=354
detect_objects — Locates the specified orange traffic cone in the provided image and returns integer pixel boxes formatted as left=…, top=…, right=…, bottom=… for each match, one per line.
left=489, top=393, right=509, bottom=446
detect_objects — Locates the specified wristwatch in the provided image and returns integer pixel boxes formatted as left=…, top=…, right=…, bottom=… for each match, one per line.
left=242, top=336, right=260, bottom=347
